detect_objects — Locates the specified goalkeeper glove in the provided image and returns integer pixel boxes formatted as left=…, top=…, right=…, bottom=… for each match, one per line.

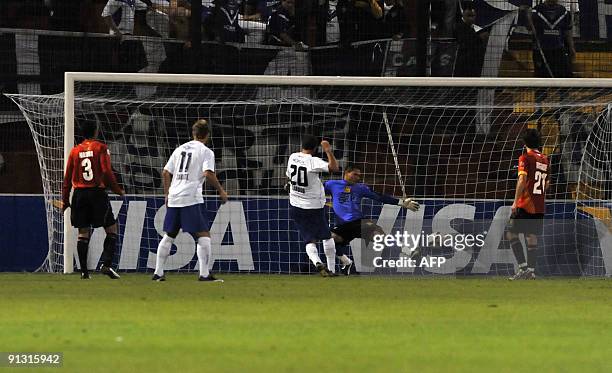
left=398, top=198, right=420, bottom=212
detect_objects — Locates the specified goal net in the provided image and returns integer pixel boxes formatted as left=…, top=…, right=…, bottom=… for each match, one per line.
left=6, top=74, right=612, bottom=276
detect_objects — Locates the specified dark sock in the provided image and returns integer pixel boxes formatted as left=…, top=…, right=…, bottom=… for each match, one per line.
left=509, top=238, right=527, bottom=269
left=101, top=233, right=118, bottom=267
left=527, top=245, right=537, bottom=270
left=77, top=238, right=89, bottom=274
left=335, top=244, right=345, bottom=257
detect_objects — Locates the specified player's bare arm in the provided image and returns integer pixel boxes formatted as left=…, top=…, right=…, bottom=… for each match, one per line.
left=321, top=140, right=339, bottom=172
left=162, top=169, right=173, bottom=205
left=204, top=170, right=229, bottom=204
left=512, top=174, right=527, bottom=212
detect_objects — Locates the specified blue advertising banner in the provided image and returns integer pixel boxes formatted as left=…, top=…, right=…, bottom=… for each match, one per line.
left=2, top=195, right=610, bottom=276
left=0, top=195, right=48, bottom=271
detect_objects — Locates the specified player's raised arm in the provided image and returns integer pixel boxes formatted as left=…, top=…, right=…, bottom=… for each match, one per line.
left=320, top=140, right=339, bottom=172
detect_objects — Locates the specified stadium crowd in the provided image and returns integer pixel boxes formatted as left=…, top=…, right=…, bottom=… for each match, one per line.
left=1, top=1, right=584, bottom=77
left=0, top=0, right=483, bottom=43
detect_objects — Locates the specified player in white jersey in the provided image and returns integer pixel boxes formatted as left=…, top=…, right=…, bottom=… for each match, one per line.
left=286, top=135, right=340, bottom=276
left=153, top=119, right=228, bottom=282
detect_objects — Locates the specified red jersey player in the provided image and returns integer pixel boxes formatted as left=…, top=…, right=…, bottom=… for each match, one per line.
left=507, top=129, right=549, bottom=280
left=62, top=121, right=125, bottom=279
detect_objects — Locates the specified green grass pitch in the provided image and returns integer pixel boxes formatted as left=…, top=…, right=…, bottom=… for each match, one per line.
left=1, top=274, right=612, bottom=373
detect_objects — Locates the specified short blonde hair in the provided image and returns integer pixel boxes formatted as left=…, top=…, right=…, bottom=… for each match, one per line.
left=192, top=119, right=210, bottom=140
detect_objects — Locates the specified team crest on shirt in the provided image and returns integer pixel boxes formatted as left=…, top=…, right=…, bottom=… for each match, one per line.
left=344, top=186, right=351, bottom=193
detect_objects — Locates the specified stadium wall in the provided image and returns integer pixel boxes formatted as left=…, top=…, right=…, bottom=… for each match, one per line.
left=2, top=195, right=609, bottom=276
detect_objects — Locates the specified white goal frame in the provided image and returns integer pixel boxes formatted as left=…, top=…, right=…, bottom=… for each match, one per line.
left=63, top=72, right=612, bottom=273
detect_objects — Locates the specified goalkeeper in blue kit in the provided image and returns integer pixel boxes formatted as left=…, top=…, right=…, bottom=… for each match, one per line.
left=324, top=165, right=420, bottom=275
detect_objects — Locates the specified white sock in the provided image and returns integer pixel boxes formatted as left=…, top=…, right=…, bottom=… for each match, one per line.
left=323, top=238, right=336, bottom=273
left=339, top=254, right=352, bottom=266
left=305, top=243, right=322, bottom=266
left=155, top=235, right=173, bottom=276
left=197, top=237, right=212, bottom=278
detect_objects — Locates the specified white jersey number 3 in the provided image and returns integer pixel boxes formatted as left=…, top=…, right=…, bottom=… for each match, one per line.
left=81, top=158, right=93, bottom=181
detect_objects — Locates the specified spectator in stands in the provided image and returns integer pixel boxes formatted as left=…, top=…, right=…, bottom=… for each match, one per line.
left=244, top=0, right=280, bottom=22
left=336, top=0, right=383, bottom=45
left=102, top=0, right=166, bottom=40
left=149, top=0, right=193, bottom=40
left=207, top=0, right=246, bottom=42
left=325, top=0, right=341, bottom=44
left=381, top=0, right=408, bottom=40
left=523, top=0, right=575, bottom=78
left=264, top=0, right=306, bottom=50
left=453, top=1, right=487, bottom=77
left=155, top=0, right=191, bottom=16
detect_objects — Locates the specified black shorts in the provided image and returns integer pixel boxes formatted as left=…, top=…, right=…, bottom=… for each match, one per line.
left=70, top=188, right=116, bottom=229
left=508, top=208, right=544, bottom=235
left=331, top=219, right=379, bottom=243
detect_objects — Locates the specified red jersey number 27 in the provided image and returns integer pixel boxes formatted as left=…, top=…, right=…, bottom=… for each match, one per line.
left=533, top=170, right=547, bottom=195
left=81, top=158, right=93, bottom=181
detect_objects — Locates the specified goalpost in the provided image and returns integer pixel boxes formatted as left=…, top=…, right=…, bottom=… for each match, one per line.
left=7, top=73, right=612, bottom=276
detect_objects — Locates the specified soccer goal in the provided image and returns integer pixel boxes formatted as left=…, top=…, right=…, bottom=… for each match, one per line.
left=6, top=73, right=612, bottom=276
